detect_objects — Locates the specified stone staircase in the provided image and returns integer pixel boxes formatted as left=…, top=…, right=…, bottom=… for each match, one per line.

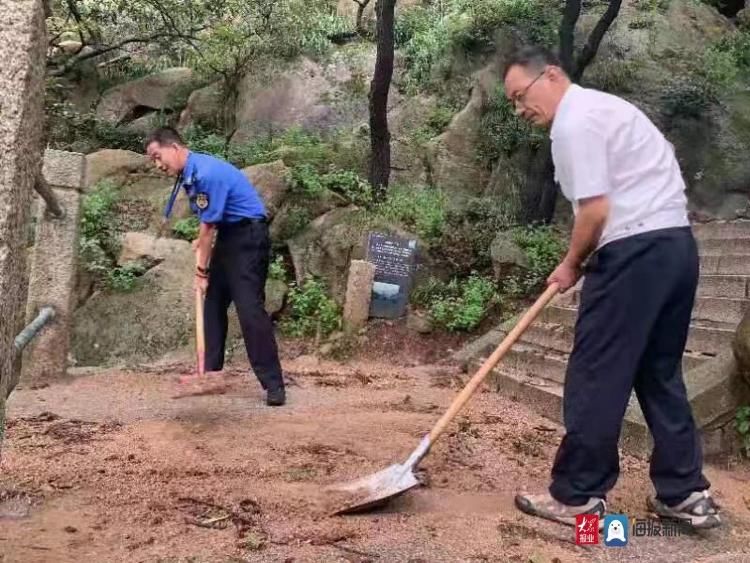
left=461, top=221, right=750, bottom=459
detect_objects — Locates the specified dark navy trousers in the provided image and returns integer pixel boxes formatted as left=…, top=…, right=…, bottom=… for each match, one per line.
left=203, top=220, right=284, bottom=392
left=549, top=226, right=710, bottom=507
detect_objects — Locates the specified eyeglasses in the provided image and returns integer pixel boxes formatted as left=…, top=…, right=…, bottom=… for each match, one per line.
left=511, top=70, right=545, bottom=108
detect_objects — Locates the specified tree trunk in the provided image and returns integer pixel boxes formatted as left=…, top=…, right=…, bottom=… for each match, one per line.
left=354, top=0, right=372, bottom=35
left=368, top=0, right=396, bottom=202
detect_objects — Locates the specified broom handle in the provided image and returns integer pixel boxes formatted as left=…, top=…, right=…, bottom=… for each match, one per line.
left=195, top=286, right=206, bottom=376
left=427, top=283, right=560, bottom=443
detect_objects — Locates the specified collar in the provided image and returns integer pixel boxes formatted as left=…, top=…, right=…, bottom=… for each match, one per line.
left=182, top=151, right=197, bottom=185
left=550, top=83, right=583, bottom=140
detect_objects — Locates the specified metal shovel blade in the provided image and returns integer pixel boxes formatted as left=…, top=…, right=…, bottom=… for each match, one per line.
left=326, top=436, right=430, bottom=515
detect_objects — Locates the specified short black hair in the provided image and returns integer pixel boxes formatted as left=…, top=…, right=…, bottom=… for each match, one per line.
left=502, top=45, right=563, bottom=79
left=145, top=126, right=184, bottom=149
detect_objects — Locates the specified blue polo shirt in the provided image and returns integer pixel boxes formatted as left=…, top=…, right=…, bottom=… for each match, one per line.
left=163, top=151, right=266, bottom=224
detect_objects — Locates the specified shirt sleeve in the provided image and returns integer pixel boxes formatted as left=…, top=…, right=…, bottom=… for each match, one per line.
left=553, top=122, right=611, bottom=201
left=194, top=172, right=228, bottom=224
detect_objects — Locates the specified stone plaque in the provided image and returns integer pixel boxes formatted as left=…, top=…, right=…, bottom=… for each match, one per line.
left=366, top=232, right=417, bottom=318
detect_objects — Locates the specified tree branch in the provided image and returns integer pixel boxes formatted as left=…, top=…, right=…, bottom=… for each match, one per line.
left=48, top=28, right=205, bottom=76
left=559, top=0, right=581, bottom=76
left=34, top=177, right=65, bottom=220
left=572, top=0, right=623, bottom=81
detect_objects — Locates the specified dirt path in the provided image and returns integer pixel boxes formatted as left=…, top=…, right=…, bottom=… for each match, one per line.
left=2, top=353, right=750, bottom=563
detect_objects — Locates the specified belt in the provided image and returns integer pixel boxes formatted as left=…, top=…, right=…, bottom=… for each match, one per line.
left=218, top=217, right=267, bottom=229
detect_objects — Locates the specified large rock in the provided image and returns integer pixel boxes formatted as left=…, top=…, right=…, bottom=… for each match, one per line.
left=178, top=82, right=224, bottom=130
left=241, top=160, right=291, bottom=219
left=232, top=50, right=379, bottom=143
left=85, top=149, right=150, bottom=189
left=96, top=67, right=196, bottom=125
left=72, top=232, right=285, bottom=365
left=425, top=65, right=496, bottom=209
left=288, top=206, right=441, bottom=305
left=490, top=231, right=529, bottom=281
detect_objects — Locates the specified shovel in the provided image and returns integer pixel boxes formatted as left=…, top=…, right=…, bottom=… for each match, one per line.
left=327, top=282, right=561, bottom=515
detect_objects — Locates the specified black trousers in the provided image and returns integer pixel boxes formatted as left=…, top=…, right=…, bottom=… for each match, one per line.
left=204, top=220, right=284, bottom=392
left=549, top=226, right=710, bottom=507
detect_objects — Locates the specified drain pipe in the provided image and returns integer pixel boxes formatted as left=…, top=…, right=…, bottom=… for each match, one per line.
left=14, top=306, right=55, bottom=353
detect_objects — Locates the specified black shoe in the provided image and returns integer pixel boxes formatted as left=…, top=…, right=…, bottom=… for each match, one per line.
left=266, top=387, right=286, bottom=406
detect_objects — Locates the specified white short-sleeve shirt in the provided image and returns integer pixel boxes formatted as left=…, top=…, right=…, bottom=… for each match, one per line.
left=550, top=84, right=689, bottom=249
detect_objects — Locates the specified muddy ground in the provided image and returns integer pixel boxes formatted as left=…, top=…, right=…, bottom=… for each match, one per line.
left=2, top=326, right=750, bottom=563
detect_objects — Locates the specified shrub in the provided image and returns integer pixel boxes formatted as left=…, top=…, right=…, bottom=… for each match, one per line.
left=79, top=180, right=121, bottom=280
left=172, top=217, right=200, bottom=241
left=503, top=225, right=566, bottom=297
left=280, top=277, right=341, bottom=337
left=660, top=77, right=716, bottom=119
left=478, top=85, right=545, bottom=162
left=413, top=274, right=498, bottom=332
left=268, top=255, right=288, bottom=282
left=374, top=185, right=445, bottom=242
left=108, top=261, right=148, bottom=292
left=398, top=0, right=559, bottom=91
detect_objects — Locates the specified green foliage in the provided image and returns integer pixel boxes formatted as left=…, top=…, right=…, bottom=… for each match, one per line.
left=587, top=59, right=643, bottom=94
left=660, top=76, right=716, bottom=119
left=478, top=85, right=545, bottom=162
left=701, top=31, right=750, bottom=92
left=268, top=255, right=288, bottom=282
left=413, top=274, right=498, bottom=332
left=374, top=185, right=446, bottom=242
left=503, top=225, right=566, bottom=297
left=79, top=180, right=121, bottom=280
left=737, top=406, right=750, bottom=458
left=634, top=0, right=671, bottom=12
left=172, top=217, right=200, bottom=241
left=280, top=277, right=341, bottom=337
left=108, top=262, right=148, bottom=292
left=45, top=89, right=145, bottom=154
left=397, top=0, right=559, bottom=92
left=410, top=105, right=456, bottom=146
left=275, top=205, right=314, bottom=242
left=79, top=180, right=148, bottom=292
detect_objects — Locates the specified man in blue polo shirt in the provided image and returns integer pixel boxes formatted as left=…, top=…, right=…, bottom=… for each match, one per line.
left=145, top=127, right=286, bottom=406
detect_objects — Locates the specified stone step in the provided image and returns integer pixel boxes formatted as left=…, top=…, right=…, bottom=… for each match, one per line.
left=698, top=238, right=750, bottom=256
left=692, top=220, right=750, bottom=241
left=700, top=255, right=750, bottom=276
left=518, top=319, right=734, bottom=356
left=692, top=296, right=750, bottom=325
left=697, top=275, right=749, bottom=298
left=484, top=343, right=711, bottom=386
left=558, top=275, right=750, bottom=306
left=546, top=294, right=749, bottom=326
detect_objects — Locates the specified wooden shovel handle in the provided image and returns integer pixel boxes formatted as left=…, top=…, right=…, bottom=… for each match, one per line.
left=195, top=286, right=206, bottom=376
left=427, top=282, right=560, bottom=444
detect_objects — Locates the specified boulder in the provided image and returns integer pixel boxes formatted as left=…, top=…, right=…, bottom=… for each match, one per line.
left=85, top=149, right=150, bottom=189
left=96, top=67, right=196, bottom=125
left=265, top=278, right=288, bottom=316
left=178, top=82, right=224, bottom=130
left=233, top=59, right=332, bottom=142
left=490, top=231, right=529, bottom=281
left=425, top=65, right=496, bottom=209
left=407, top=311, right=433, bottom=334
left=118, top=232, right=190, bottom=264
left=288, top=206, right=364, bottom=304
left=241, top=160, right=291, bottom=219
left=72, top=232, right=284, bottom=366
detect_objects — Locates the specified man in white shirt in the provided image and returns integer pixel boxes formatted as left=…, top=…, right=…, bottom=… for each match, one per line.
left=502, top=46, right=721, bottom=530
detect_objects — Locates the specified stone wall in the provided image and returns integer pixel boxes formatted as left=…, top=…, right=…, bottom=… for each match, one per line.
left=21, top=150, right=86, bottom=385
left=0, top=0, right=47, bottom=446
